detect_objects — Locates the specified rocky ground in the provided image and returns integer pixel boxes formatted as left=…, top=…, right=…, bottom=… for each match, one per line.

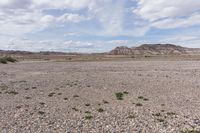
left=0, top=60, right=200, bottom=133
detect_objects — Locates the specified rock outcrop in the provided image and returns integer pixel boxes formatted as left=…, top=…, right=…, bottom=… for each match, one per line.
left=109, top=44, right=199, bottom=55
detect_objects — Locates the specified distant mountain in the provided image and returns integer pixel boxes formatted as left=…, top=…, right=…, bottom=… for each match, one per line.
left=109, top=44, right=200, bottom=55
left=0, top=50, right=79, bottom=55
left=0, top=50, right=33, bottom=55
left=1, top=44, right=200, bottom=56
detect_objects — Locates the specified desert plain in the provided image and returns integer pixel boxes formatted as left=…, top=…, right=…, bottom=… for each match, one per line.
left=0, top=56, right=200, bottom=133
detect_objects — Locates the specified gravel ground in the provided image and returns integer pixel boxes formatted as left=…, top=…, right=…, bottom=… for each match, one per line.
left=1, top=60, right=200, bottom=133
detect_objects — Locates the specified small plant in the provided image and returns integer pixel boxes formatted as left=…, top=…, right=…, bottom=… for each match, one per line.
left=85, top=103, right=90, bottom=106
left=87, top=85, right=91, bottom=87
left=143, top=98, right=149, bottom=101
left=0, top=58, right=7, bottom=64
left=25, top=96, right=31, bottom=99
left=72, top=107, right=79, bottom=111
left=127, top=115, right=135, bottom=119
left=157, top=118, right=165, bottom=122
left=16, top=105, right=22, bottom=109
left=97, top=108, right=104, bottom=112
left=135, top=103, right=143, bottom=107
left=115, top=92, right=124, bottom=100
left=167, top=112, right=176, bottom=116
left=5, top=91, right=19, bottom=95
left=38, top=111, right=45, bottom=115
left=85, top=115, right=93, bottom=120
left=64, top=97, right=68, bottom=100
left=123, top=91, right=129, bottom=94
left=39, top=102, right=45, bottom=105
left=103, top=100, right=109, bottom=104
left=138, top=96, right=144, bottom=99
left=4, top=57, right=17, bottom=62
left=57, top=93, right=62, bottom=95
left=153, top=113, right=161, bottom=117
left=73, top=95, right=79, bottom=98
left=48, top=92, right=55, bottom=97
left=145, top=55, right=151, bottom=58
left=85, top=111, right=91, bottom=114
left=32, top=87, right=37, bottom=89
left=181, top=130, right=200, bottom=133
left=0, top=57, right=17, bottom=64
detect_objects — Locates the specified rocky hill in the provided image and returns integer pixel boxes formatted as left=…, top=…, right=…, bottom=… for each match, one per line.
left=109, top=44, right=200, bottom=55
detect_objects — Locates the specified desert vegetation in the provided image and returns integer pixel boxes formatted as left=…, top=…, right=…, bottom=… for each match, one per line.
left=0, top=56, right=17, bottom=64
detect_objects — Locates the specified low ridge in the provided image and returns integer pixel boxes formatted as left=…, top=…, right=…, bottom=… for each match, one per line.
left=109, top=44, right=199, bottom=55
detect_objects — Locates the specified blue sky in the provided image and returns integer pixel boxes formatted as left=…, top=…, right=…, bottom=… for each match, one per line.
left=0, top=0, right=200, bottom=53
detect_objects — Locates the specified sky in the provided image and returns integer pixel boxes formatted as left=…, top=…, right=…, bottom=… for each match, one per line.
left=0, top=0, right=200, bottom=53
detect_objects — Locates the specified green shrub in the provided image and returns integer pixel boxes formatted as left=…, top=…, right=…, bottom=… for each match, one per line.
left=181, top=130, right=200, bottom=133
left=127, top=115, right=135, bottom=119
left=85, top=103, right=90, bottom=106
left=0, top=58, right=7, bottom=64
left=157, top=118, right=165, bottom=122
left=97, top=108, right=104, bottom=112
left=103, top=100, right=109, bottom=104
left=85, top=115, right=93, bottom=119
left=135, top=103, right=143, bottom=106
left=5, top=90, right=19, bottom=95
left=138, top=96, right=144, bottom=99
left=4, top=57, right=17, bottom=62
left=0, top=57, right=17, bottom=64
left=85, top=111, right=91, bottom=114
left=115, top=92, right=124, bottom=100
left=167, top=112, right=176, bottom=116
left=143, top=98, right=149, bottom=101
left=123, top=91, right=129, bottom=94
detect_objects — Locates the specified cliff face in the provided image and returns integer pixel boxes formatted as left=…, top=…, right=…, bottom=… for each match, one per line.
left=109, top=44, right=198, bottom=55
left=109, top=46, right=133, bottom=55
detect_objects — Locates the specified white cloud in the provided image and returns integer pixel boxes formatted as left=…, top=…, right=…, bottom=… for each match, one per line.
left=134, top=0, right=200, bottom=21
left=64, top=32, right=79, bottom=36
left=64, top=0, right=93, bottom=9
left=40, top=15, right=56, bottom=25
left=64, top=40, right=95, bottom=49
left=0, top=0, right=32, bottom=9
left=57, top=13, right=89, bottom=23
left=160, top=33, right=200, bottom=48
left=0, top=36, right=132, bottom=53
left=32, top=0, right=93, bottom=10
left=89, top=0, right=125, bottom=36
left=108, top=40, right=128, bottom=45
left=0, top=36, right=99, bottom=52
left=39, top=13, right=89, bottom=28
left=134, top=0, right=200, bottom=29
left=0, top=0, right=141, bottom=38
left=0, top=0, right=91, bottom=36
left=151, top=13, right=200, bottom=29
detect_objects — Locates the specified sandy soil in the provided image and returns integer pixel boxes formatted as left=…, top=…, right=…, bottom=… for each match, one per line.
left=0, top=60, right=200, bottom=133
